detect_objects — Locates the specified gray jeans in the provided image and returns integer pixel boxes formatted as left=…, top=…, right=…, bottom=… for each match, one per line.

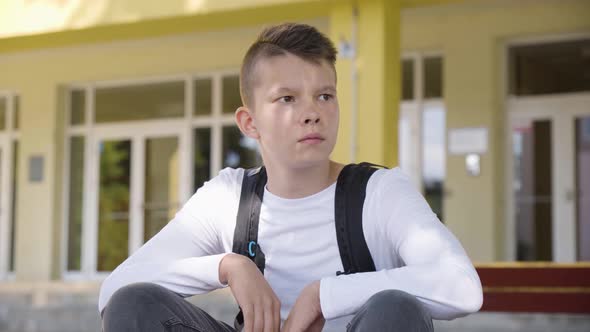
left=102, top=283, right=433, bottom=332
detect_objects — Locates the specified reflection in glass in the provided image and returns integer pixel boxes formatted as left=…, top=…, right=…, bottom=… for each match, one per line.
left=0, top=97, right=6, bottom=130
left=70, top=89, right=85, bottom=125
left=513, top=119, right=553, bottom=261
left=422, top=106, right=445, bottom=221
left=222, top=75, right=242, bottom=114
left=144, top=137, right=179, bottom=242
left=576, top=117, right=590, bottom=261
left=194, top=79, right=213, bottom=116
left=194, top=128, right=211, bottom=191
left=95, top=81, right=184, bottom=123
left=398, top=108, right=412, bottom=179
left=97, top=140, right=131, bottom=271
left=9, top=141, right=18, bottom=271
left=402, top=59, right=414, bottom=101
left=13, top=96, right=19, bottom=130
left=423, top=57, right=443, bottom=99
left=67, top=137, right=84, bottom=271
left=0, top=147, right=2, bottom=219
left=509, top=39, right=590, bottom=96
left=0, top=149, right=2, bottom=268
left=222, top=126, right=261, bottom=169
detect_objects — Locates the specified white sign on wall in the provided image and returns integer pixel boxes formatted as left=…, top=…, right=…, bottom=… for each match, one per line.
left=448, top=127, right=488, bottom=155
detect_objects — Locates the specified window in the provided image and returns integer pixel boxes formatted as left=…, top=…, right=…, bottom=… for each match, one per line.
left=95, top=81, right=185, bottom=123
left=399, top=55, right=446, bottom=221
left=509, top=39, right=590, bottom=96
left=64, top=73, right=260, bottom=276
left=0, top=93, right=19, bottom=277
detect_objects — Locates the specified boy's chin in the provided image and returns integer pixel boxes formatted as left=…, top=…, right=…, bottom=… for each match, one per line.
left=290, top=156, right=332, bottom=169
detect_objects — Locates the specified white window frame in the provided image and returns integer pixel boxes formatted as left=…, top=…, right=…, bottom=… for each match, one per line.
left=62, top=70, right=240, bottom=280
left=0, top=91, right=19, bottom=280
left=503, top=32, right=590, bottom=262
left=399, top=52, right=445, bottom=191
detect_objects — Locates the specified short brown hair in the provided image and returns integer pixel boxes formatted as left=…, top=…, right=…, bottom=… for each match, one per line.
left=240, top=23, right=337, bottom=107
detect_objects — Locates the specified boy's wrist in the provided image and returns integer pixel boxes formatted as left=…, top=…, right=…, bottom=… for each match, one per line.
left=219, top=253, right=237, bottom=284
left=310, top=280, right=322, bottom=314
left=218, top=253, right=251, bottom=284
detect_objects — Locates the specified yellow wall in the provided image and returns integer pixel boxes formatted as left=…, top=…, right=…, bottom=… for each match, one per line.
left=3, top=0, right=590, bottom=281
left=0, top=18, right=329, bottom=280
left=0, top=0, right=458, bottom=40
left=0, top=0, right=327, bottom=39
left=330, top=0, right=400, bottom=166
left=401, top=0, right=590, bottom=261
left=1, top=0, right=403, bottom=280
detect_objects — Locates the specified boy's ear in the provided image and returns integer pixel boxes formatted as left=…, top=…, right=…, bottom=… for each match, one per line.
left=235, top=106, right=260, bottom=139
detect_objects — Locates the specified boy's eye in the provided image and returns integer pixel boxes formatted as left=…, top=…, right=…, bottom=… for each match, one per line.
left=319, top=94, right=333, bottom=101
left=278, top=96, right=294, bottom=103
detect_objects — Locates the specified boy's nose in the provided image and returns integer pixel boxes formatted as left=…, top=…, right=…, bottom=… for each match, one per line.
left=304, top=117, right=320, bottom=125
left=302, top=104, right=321, bottom=125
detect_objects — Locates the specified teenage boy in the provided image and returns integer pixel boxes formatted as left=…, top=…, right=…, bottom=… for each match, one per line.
left=100, top=23, right=482, bottom=332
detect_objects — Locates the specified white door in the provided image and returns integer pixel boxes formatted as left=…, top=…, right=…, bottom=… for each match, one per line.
left=0, top=139, right=8, bottom=274
left=85, top=125, right=186, bottom=273
left=508, top=93, right=590, bottom=262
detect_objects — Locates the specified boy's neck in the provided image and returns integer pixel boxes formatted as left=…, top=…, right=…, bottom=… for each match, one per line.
left=264, top=160, right=344, bottom=199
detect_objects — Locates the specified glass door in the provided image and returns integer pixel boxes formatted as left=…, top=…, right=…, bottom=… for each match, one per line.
left=143, top=136, right=180, bottom=242
left=95, top=138, right=132, bottom=272
left=509, top=94, right=590, bottom=262
left=511, top=116, right=553, bottom=261
left=0, top=140, right=6, bottom=274
left=575, top=115, right=590, bottom=260
left=0, top=138, right=15, bottom=275
left=90, top=130, right=183, bottom=273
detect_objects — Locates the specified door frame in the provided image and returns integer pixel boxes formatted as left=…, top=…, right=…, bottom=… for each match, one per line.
left=82, top=122, right=187, bottom=278
left=506, top=92, right=590, bottom=262
left=0, top=136, right=10, bottom=277
left=0, top=91, right=17, bottom=279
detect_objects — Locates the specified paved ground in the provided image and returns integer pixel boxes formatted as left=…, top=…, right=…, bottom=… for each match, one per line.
left=1, top=286, right=590, bottom=331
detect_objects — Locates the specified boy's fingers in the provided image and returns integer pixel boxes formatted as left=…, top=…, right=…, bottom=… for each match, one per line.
left=263, top=304, right=274, bottom=332
left=308, top=316, right=324, bottom=332
left=253, top=304, right=264, bottom=332
left=273, top=302, right=281, bottom=331
left=243, top=305, right=254, bottom=332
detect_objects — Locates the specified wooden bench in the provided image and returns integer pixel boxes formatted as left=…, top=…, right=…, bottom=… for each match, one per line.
left=476, top=263, right=590, bottom=314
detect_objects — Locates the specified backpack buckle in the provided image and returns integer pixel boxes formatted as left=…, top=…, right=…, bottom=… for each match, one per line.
left=336, top=270, right=352, bottom=276
left=248, top=241, right=257, bottom=257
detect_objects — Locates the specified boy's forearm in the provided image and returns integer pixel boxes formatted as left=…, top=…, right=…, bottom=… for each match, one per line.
left=219, top=253, right=250, bottom=284
left=99, top=254, right=229, bottom=312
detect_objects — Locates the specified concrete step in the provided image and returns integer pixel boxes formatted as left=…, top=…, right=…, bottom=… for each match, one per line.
left=1, top=286, right=590, bottom=332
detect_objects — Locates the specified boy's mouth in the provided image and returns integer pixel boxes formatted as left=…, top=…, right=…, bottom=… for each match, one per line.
left=298, top=133, right=325, bottom=144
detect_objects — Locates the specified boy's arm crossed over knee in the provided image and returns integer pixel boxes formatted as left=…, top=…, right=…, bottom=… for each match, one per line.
left=220, top=253, right=281, bottom=332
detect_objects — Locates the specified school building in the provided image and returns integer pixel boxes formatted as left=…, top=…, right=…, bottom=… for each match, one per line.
left=0, top=0, right=589, bottom=331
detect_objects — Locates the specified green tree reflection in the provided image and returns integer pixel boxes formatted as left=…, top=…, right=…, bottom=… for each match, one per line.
left=97, top=141, right=130, bottom=271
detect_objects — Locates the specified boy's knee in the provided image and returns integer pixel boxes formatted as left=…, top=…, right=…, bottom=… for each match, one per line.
left=365, top=289, right=428, bottom=316
left=349, top=290, right=433, bottom=332
left=104, top=283, right=172, bottom=318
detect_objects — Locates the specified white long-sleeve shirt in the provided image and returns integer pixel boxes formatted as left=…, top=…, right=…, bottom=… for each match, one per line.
left=99, top=167, right=483, bottom=329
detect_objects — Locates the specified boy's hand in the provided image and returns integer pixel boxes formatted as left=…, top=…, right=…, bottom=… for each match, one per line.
left=282, top=281, right=324, bottom=332
left=220, top=253, right=281, bottom=332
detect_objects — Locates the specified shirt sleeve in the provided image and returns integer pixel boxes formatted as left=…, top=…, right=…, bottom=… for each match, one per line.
left=319, top=168, right=483, bottom=320
left=98, top=169, right=239, bottom=313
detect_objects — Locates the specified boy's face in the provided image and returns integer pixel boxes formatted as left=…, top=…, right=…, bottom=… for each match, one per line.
left=247, top=53, right=339, bottom=169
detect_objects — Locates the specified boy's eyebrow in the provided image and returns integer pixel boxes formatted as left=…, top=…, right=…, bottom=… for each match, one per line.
left=268, top=85, right=336, bottom=96
left=318, top=85, right=337, bottom=93
left=270, top=87, right=295, bottom=95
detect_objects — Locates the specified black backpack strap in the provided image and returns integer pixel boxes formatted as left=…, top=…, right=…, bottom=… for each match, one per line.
left=334, top=163, right=384, bottom=275
left=232, top=167, right=268, bottom=330
left=232, top=167, right=267, bottom=274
